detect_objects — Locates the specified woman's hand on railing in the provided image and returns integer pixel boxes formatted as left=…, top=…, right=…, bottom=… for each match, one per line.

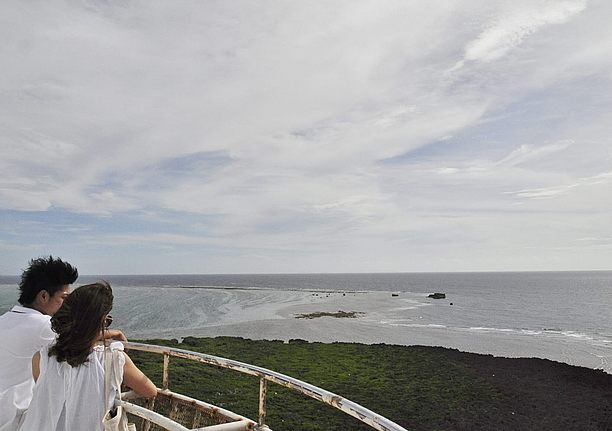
left=100, top=329, right=128, bottom=342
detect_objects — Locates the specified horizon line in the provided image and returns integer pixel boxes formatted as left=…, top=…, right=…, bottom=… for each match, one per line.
left=2, top=269, right=612, bottom=277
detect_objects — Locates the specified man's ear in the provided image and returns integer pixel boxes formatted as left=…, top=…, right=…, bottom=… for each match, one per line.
left=37, top=290, right=50, bottom=303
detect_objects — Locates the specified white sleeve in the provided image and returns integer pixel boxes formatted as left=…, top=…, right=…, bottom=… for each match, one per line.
left=109, top=340, right=125, bottom=352
left=36, top=318, right=55, bottom=350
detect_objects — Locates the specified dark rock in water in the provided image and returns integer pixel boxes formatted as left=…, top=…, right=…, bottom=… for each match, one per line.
left=392, top=293, right=399, bottom=297
left=428, top=292, right=446, bottom=299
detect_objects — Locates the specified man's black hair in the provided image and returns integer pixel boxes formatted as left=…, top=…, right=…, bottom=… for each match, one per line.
left=18, top=256, right=79, bottom=305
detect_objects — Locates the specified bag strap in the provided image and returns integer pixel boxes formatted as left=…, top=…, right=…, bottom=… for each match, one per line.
left=103, top=346, right=114, bottom=413
left=111, top=350, right=124, bottom=402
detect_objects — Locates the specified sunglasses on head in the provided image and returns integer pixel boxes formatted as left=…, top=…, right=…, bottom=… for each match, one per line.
left=104, top=315, right=113, bottom=328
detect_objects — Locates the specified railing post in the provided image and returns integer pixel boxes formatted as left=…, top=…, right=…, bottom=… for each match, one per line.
left=141, top=397, right=156, bottom=431
left=163, top=352, right=170, bottom=390
left=258, top=377, right=267, bottom=427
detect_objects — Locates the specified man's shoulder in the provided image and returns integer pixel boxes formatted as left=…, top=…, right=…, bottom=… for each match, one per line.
left=0, top=309, right=54, bottom=356
left=0, top=307, right=51, bottom=331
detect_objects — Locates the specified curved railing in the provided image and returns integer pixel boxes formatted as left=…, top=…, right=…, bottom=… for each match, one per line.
left=123, top=341, right=407, bottom=431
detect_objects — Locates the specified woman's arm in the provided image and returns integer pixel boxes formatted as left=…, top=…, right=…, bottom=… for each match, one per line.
left=98, top=329, right=128, bottom=342
left=122, top=352, right=157, bottom=398
left=32, top=351, right=41, bottom=382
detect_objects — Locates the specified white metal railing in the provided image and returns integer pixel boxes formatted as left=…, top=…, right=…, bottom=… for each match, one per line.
left=124, top=342, right=407, bottom=431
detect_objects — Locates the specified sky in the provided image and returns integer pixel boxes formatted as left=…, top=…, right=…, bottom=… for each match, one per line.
left=1, top=0, right=611, bottom=275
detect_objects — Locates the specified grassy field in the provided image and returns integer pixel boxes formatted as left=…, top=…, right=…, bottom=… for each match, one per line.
left=129, top=336, right=612, bottom=431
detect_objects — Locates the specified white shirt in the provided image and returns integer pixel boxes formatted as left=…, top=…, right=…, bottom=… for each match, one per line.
left=19, top=342, right=125, bottom=431
left=0, top=306, right=55, bottom=429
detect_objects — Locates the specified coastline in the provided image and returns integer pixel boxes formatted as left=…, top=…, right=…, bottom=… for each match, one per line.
left=2, top=281, right=610, bottom=374
left=144, top=314, right=612, bottom=373
left=112, top=288, right=612, bottom=374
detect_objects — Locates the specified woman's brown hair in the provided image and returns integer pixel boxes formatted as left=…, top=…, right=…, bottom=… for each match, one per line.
left=49, top=281, right=113, bottom=366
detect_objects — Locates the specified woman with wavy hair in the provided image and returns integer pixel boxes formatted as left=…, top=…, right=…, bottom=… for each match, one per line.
left=18, top=281, right=156, bottom=431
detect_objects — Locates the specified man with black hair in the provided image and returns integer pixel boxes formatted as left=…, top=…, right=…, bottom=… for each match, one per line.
left=0, top=256, right=78, bottom=428
left=0, top=256, right=126, bottom=429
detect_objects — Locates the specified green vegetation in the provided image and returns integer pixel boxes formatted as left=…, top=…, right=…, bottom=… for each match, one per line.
left=129, top=337, right=507, bottom=431
left=130, top=336, right=612, bottom=430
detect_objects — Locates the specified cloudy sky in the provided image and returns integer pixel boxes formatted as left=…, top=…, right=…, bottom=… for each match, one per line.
left=1, top=0, right=611, bottom=275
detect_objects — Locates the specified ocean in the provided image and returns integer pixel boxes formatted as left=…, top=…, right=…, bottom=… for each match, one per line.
left=1, top=271, right=611, bottom=372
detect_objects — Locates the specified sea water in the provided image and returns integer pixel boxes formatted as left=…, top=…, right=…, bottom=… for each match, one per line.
left=1, top=271, right=610, bottom=371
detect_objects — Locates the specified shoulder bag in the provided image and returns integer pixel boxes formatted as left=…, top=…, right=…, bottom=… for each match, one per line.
left=102, top=347, right=136, bottom=431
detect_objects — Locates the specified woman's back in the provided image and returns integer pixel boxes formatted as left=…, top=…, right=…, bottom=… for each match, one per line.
left=19, top=342, right=125, bottom=431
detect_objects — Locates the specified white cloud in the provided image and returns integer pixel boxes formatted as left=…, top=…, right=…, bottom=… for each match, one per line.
left=506, top=170, right=612, bottom=199
left=461, top=0, right=587, bottom=64
left=495, top=141, right=574, bottom=167
left=1, top=0, right=611, bottom=272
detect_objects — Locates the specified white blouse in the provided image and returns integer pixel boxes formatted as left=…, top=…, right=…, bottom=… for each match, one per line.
left=18, top=341, right=125, bottom=431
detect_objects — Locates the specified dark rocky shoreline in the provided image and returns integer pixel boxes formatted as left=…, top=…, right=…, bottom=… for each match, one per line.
left=425, top=346, right=612, bottom=430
